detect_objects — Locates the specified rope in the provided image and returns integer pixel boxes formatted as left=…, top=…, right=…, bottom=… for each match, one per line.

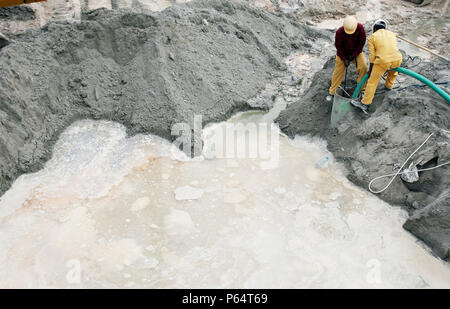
left=402, top=55, right=423, bottom=69
left=374, top=81, right=449, bottom=95
left=396, top=81, right=449, bottom=92
left=368, top=132, right=450, bottom=194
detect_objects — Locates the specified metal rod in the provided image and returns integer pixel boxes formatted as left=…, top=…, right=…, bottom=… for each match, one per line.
left=397, top=35, right=450, bottom=63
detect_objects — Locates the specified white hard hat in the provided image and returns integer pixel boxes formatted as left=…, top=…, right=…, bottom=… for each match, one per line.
left=343, top=16, right=358, bottom=34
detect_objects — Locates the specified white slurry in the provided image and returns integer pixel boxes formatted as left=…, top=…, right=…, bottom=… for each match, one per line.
left=0, top=110, right=449, bottom=288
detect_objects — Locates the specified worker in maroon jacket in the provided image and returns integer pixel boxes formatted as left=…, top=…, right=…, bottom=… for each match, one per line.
left=326, top=16, right=368, bottom=102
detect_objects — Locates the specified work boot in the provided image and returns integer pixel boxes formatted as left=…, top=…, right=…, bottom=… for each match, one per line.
left=350, top=99, right=368, bottom=112
left=382, top=86, right=392, bottom=91
left=326, top=95, right=334, bottom=102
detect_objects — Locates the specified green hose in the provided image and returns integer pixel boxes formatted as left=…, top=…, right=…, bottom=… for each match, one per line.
left=352, top=74, right=369, bottom=99
left=352, top=67, right=450, bottom=103
left=393, top=67, right=450, bottom=103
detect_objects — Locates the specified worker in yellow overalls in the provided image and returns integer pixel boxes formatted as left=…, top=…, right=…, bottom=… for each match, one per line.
left=351, top=20, right=403, bottom=111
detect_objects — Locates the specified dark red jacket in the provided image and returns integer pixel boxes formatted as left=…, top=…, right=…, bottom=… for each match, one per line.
left=335, top=23, right=366, bottom=61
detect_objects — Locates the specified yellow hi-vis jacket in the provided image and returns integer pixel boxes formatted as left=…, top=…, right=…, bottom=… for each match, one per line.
left=368, top=29, right=402, bottom=64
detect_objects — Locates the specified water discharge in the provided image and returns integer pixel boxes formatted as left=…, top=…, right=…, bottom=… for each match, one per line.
left=0, top=109, right=449, bottom=288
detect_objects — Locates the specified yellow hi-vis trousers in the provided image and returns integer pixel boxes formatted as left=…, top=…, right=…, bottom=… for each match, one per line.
left=329, top=53, right=368, bottom=95
left=361, top=59, right=402, bottom=105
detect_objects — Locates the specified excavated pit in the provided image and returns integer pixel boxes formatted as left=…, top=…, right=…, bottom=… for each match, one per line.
left=0, top=0, right=449, bottom=269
